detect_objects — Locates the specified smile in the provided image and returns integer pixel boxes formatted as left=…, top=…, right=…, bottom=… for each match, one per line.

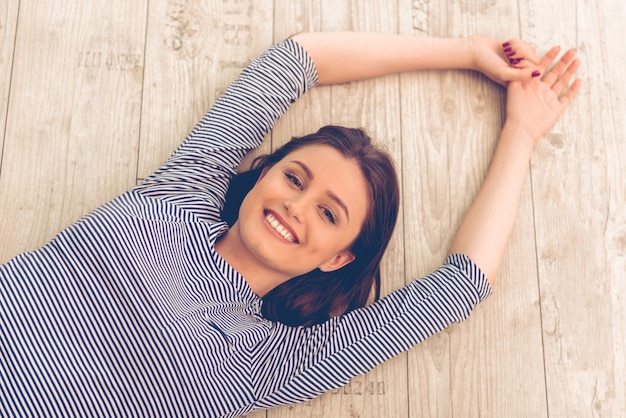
left=265, top=212, right=297, bottom=243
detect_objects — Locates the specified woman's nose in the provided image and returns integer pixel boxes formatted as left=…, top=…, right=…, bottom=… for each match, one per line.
left=284, top=195, right=308, bottom=223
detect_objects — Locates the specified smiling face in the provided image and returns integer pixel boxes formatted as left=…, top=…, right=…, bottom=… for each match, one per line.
left=224, top=144, right=370, bottom=288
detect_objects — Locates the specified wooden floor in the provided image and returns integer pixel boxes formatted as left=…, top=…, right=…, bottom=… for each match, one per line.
left=1, top=1, right=624, bottom=416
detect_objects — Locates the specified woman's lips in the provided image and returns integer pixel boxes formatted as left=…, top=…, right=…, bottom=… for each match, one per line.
left=264, top=210, right=299, bottom=243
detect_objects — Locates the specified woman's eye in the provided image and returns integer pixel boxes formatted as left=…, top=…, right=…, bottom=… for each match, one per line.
left=285, top=173, right=303, bottom=190
left=322, top=208, right=336, bottom=224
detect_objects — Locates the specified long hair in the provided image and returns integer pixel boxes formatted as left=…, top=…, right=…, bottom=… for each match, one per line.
left=221, top=126, right=399, bottom=327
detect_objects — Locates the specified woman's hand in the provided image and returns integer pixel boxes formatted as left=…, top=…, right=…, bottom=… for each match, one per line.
left=470, top=36, right=541, bottom=86
left=505, top=46, right=582, bottom=144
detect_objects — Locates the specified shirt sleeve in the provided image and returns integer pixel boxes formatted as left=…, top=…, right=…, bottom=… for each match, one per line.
left=252, top=253, right=492, bottom=408
left=134, top=38, right=318, bottom=223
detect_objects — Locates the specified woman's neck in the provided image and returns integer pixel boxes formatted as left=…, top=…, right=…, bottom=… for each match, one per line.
left=214, top=224, right=289, bottom=297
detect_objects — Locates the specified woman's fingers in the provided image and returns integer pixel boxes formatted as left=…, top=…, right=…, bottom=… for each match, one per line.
left=559, top=78, right=582, bottom=107
left=541, top=48, right=577, bottom=86
left=503, top=38, right=541, bottom=66
left=551, top=58, right=581, bottom=96
left=537, top=47, right=582, bottom=110
left=536, top=46, right=561, bottom=71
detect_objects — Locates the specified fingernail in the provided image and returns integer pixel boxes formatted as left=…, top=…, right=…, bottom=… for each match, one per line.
left=510, top=58, right=521, bottom=65
left=506, top=50, right=516, bottom=57
left=502, top=42, right=510, bottom=48
left=503, top=46, right=512, bottom=52
left=532, top=71, right=541, bottom=77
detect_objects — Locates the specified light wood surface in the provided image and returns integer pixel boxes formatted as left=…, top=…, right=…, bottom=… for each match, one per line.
left=1, top=1, right=624, bottom=417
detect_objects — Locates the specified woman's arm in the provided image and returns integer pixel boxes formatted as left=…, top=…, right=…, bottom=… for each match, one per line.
left=254, top=255, right=490, bottom=409
left=449, top=47, right=582, bottom=285
left=291, top=32, right=540, bottom=85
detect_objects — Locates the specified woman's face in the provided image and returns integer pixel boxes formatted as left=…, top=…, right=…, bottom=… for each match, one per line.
left=235, top=144, right=370, bottom=279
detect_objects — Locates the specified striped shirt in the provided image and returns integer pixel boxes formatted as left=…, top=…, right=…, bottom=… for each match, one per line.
left=1, top=39, right=492, bottom=417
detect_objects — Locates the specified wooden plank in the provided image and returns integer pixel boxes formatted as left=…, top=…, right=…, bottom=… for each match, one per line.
left=398, top=0, right=547, bottom=416
left=138, top=0, right=274, bottom=180
left=522, top=0, right=626, bottom=415
left=398, top=1, right=448, bottom=417
left=600, top=4, right=626, bottom=414
left=398, top=1, right=456, bottom=415
left=269, top=1, right=408, bottom=417
left=0, top=1, right=19, bottom=165
left=0, top=0, right=147, bottom=263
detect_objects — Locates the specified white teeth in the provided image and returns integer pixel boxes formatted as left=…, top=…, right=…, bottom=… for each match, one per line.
left=265, top=213, right=295, bottom=242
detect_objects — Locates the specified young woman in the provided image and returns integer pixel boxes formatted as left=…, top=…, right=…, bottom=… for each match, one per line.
left=220, top=124, right=401, bottom=327
left=1, top=33, right=580, bottom=417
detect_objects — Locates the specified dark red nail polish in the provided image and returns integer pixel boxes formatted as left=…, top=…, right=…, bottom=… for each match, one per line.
left=532, top=71, right=541, bottom=77
left=506, top=50, right=516, bottom=57
left=504, top=46, right=512, bottom=52
left=502, top=42, right=510, bottom=48
left=510, top=58, right=521, bottom=65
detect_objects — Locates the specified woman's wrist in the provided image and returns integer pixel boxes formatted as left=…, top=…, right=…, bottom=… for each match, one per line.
left=465, top=36, right=483, bottom=71
left=499, top=121, right=537, bottom=155
left=426, top=37, right=475, bottom=70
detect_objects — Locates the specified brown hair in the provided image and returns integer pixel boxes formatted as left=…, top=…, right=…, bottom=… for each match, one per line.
left=221, top=126, right=399, bottom=327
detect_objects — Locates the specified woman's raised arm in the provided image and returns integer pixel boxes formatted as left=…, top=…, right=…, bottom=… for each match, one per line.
left=291, top=31, right=540, bottom=86
left=449, top=47, right=582, bottom=285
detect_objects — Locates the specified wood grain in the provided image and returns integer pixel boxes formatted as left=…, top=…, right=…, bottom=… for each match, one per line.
left=522, top=0, right=626, bottom=415
left=138, top=0, right=274, bottom=180
left=0, top=1, right=19, bottom=166
left=0, top=0, right=147, bottom=262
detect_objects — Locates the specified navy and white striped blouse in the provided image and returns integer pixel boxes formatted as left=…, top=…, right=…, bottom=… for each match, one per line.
left=1, top=39, right=491, bottom=417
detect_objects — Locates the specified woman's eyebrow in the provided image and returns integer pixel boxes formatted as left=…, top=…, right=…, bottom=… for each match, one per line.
left=291, top=160, right=350, bottom=221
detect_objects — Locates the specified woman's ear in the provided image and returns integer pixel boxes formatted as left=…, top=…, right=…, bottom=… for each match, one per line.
left=319, top=251, right=355, bottom=272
